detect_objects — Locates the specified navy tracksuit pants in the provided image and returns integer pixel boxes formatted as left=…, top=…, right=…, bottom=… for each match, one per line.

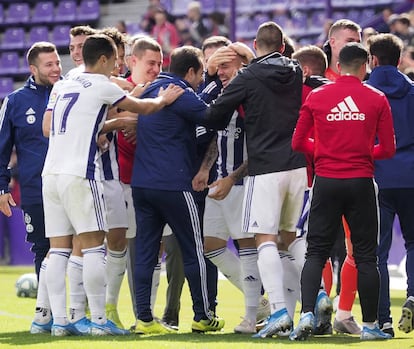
left=132, top=187, right=211, bottom=322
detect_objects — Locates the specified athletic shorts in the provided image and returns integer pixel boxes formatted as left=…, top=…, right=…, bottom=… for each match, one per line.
left=242, top=167, right=307, bottom=235
left=121, top=182, right=136, bottom=238
left=103, top=179, right=128, bottom=230
left=204, top=185, right=248, bottom=240
left=43, top=174, right=107, bottom=237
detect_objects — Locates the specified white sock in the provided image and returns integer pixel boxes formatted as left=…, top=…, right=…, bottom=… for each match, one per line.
left=288, top=237, right=306, bottom=274
left=82, top=245, right=107, bottom=325
left=279, top=250, right=300, bottom=318
left=46, top=248, right=71, bottom=326
left=67, top=255, right=87, bottom=322
left=336, top=309, right=352, bottom=322
left=34, top=258, right=51, bottom=323
left=239, top=247, right=262, bottom=323
left=205, top=247, right=243, bottom=291
left=257, top=241, right=286, bottom=314
left=151, top=258, right=161, bottom=311
left=106, top=248, right=127, bottom=306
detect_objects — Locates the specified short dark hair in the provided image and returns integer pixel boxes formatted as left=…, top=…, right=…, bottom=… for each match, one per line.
left=27, top=41, right=57, bottom=66
left=82, top=34, right=117, bottom=67
left=70, top=25, right=97, bottom=37
left=169, top=46, right=203, bottom=77
left=367, top=33, right=403, bottom=67
left=255, top=21, right=284, bottom=53
left=339, top=42, right=368, bottom=71
left=293, top=45, right=327, bottom=76
left=201, top=35, right=231, bottom=54
left=283, top=36, right=296, bottom=58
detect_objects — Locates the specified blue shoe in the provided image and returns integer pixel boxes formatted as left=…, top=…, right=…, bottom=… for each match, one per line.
left=51, top=323, right=84, bottom=336
left=90, top=319, right=130, bottom=336
left=72, top=317, right=91, bottom=335
left=360, top=324, right=392, bottom=340
left=314, top=290, right=333, bottom=335
left=252, top=308, right=293, bottom=338
left=289, top=312, right=314, bottom=341
left=30, top=318, right=53, bottom=334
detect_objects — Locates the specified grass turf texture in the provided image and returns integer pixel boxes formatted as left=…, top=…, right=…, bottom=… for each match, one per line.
left=0, top=265, right=412, bottom=348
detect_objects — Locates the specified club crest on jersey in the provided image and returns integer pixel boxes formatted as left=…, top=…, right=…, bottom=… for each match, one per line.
left=25, top=108, right=36, bottom=124
left=326, top=96, right=365, bottom=121
left=49, top=91, right=58, bottom=105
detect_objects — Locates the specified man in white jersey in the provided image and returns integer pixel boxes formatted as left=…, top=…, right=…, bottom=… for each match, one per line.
left=64, top=25, right=97, bottom=334
left=41, top=34, right=183, bottom=336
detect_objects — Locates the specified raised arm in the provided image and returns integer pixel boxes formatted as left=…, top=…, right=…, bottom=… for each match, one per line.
left=116, top=83, right=184, bottom=115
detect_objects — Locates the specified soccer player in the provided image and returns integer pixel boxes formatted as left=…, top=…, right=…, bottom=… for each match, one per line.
left=290, top=42, right=395, bottom=341
left=196, top=43, right=268, bottom=334
left=41, top=34, right=183, bottom=336
left=0, top=42, right=61, bottom=334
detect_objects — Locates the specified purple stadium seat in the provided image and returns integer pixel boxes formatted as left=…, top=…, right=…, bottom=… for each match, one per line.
left=31, top=1, right=55, bottom=24
left=55, top=0, right=77, bottom=23
left=5, top=2, right=30, bottom=25
left=0, top=52, right=20, bottom=75
left=0, top=27, right=26, bottom=50
left=125, top=22, right=143, bottom=36
left=18, top=56, right=30, bottom=76
left=77, top=0, right=100, bottom=22
left=202, top=0, right=215, bottom=13
left=0, top=77, right=14, bottom=100
left=52, top=25, right=70, bottom=48
left=272, top=14, right=288, bottom=28
left=0, top=4, right=4, bottom=24
left=311, top=11, right=326, bottom=29
left=27, top=26, right=49, bottom=47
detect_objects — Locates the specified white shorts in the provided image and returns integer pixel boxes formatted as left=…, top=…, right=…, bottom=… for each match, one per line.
left=121, top=182, right=136, bottom=238
left=242, top=167, right=307, bottom=235
left=204, top=185, right=248, bottom=240
left=43, top=174, right=107, bottom=237
left=103, top=179, right=128, bottom=230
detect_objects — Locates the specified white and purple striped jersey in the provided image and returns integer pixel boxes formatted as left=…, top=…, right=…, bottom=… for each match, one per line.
left=98, top=131, right=119, bottom=181
left=42, top=72, right=126, bottom=180
left=216, top=109, right=246, bottom=185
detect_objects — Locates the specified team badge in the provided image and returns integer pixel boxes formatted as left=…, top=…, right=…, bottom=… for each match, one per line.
left=25, top=107, right=36, bottom=124
left=24, top=212, right=31, bottom=224
left=26, top=114, right=36, bottom=124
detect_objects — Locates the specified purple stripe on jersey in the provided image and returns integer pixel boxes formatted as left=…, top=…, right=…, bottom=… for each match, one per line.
left=220, top=129, right=228, bottom=179
left=102, top=132, right=115, bottom=180
left=86, top=105, right=107, bottom=179
left=112, top=94, right=127, bottom=106
left=233, top=116, right=245, bottom=185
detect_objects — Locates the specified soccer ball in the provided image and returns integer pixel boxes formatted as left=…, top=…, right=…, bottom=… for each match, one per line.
left=15, top=273, right=38, bottom=298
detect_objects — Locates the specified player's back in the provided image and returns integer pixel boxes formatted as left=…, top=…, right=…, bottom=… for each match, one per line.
left=43, top=73, right=125, bottom=180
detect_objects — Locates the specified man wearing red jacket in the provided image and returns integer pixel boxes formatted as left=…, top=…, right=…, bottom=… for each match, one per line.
left=290, top=43, right=395, bottom=341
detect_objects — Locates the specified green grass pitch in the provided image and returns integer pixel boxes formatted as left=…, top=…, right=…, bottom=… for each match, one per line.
left=0, top=265, right=412, bottom=348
